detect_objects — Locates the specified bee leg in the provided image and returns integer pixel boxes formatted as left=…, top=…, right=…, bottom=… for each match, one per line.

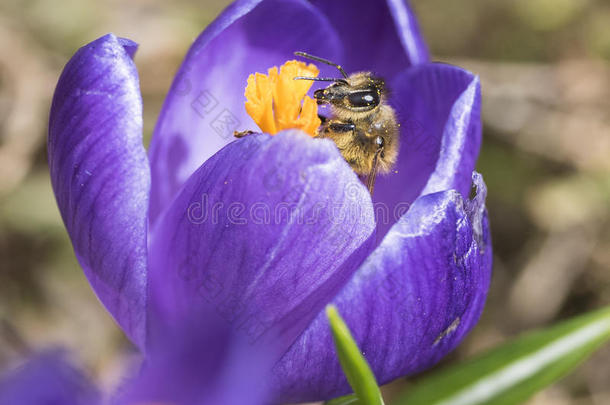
left=366, top=136, right=384, bottom=195
left=318, top=114, right=328, bottom=124
left=328, top=122, right=356, bottom=133
left=234, top=130, right=255, bottom=138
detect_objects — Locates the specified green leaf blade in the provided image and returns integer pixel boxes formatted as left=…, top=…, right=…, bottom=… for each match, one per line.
left=326, top=305, right=384, bottom=405
left=392, top=306, right=610, bottom=405
left=325, top=394, right=361, bottom=405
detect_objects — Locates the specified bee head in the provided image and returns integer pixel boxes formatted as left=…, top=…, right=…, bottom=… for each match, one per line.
left=291, top=53, right=385, bottom=113
left=313, top=73, right=384, bottom=113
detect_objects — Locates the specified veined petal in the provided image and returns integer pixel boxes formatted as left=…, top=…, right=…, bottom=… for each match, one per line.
left=117, top=309, right=273, bottom=405
left=0, top=350, right=100, bottom=405
left=148, top=131, right=376, bottom=359
left=307, top=0, right=429, bottom=79
left=48, top=34, right=149, bottom=348
left=375, top=63, right=482, bottom=239
left=148, top=0, right=342, bottom=225
left=385, top=0, right=429, bottom=65
left=273, top=173, right=492, bottom=403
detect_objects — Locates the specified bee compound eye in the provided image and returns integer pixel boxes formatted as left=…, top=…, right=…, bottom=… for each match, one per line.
left=347, top=90, right=379, bottom=108
left=376, top=136, right=384, bottom=147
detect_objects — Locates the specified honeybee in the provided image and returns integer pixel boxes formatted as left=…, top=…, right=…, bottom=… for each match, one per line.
left=294, top=52, right=399, bottom=195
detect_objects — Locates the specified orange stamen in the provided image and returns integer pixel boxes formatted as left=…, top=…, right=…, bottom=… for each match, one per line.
left=244, top=60, right=321, bottom=137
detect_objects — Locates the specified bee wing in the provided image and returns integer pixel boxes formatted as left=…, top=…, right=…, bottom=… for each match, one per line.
left=366, top=146, right=383, bottom=195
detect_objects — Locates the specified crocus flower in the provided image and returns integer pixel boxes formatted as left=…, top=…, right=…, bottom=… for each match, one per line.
left=0, top=311, right=273, bottom=405
left=116, top=309, right=274, bottom=405
left=48, top=0, right=492, bottom=403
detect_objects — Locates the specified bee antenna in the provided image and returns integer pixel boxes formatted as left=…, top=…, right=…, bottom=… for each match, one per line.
left=293, top=76, right=349, bottom=85
left=294, top=52, right=348, bottom=79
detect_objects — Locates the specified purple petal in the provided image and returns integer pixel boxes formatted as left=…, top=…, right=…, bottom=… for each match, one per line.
left=48, top=34, right=149, bottom=348
left=307, top=0, right=429, bottom=78
left=117, top=310, right=273, bottom=405
left=0, top=350, right=100, bottom=405
left=148, top=130, right=376, bottom=359
left=375, top=63, right=482, bottom=239
left=272, top=173, right=492, bottom=402
left=148, top=0, right=343, bottom=225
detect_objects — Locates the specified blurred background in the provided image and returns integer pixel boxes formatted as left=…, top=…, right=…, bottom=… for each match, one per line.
left=0, top=0, right=608, bottom=403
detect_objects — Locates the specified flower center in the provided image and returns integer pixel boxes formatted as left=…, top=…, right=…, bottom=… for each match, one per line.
left=244, top=60, right=321, bottom=137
